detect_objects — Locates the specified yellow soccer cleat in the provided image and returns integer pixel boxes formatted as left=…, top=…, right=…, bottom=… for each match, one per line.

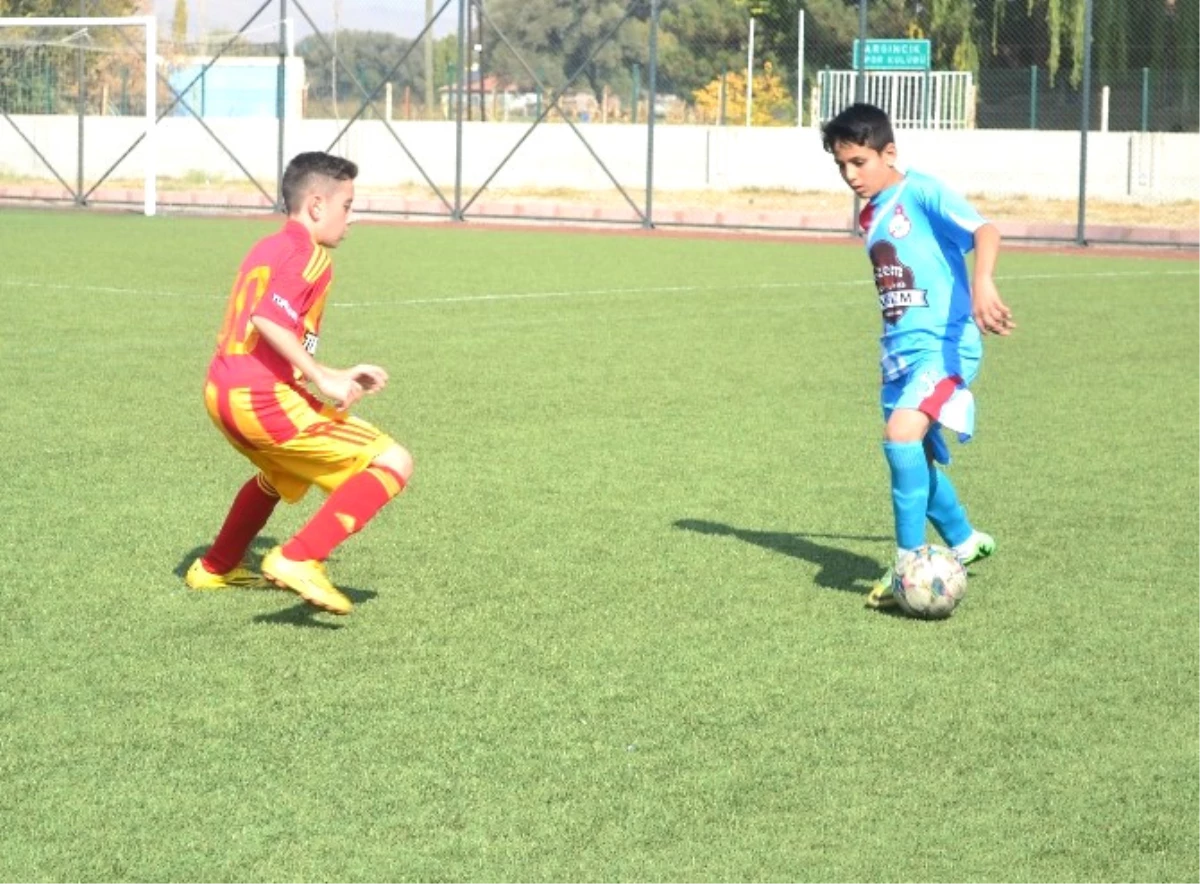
left=186, top=558, right=267, bottom=590
left=261, top=546, right=352, bottom=615
left=865, top=567, right=899, bottom=610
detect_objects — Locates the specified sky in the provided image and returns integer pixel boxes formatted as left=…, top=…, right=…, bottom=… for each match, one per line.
left=152, top=0, right=455, bottom=41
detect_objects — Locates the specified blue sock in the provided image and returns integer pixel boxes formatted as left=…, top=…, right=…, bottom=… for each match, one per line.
left=883, top=441, right=928, bottom=551
left=927, top=464, right=973, bottom=547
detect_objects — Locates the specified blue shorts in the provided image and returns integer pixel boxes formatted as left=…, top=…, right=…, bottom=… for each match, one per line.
left=882, top=354, right=980, bottom=462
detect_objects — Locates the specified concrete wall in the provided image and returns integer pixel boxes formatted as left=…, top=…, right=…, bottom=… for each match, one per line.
left=1, top=115, right=1196, bottom=203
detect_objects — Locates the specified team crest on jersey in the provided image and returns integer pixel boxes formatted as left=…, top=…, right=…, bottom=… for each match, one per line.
left=302, top=331, right=319, bottom=354
left=869, top=240, right=927, bottom=324
left=887, top=205, right=912, bottom=239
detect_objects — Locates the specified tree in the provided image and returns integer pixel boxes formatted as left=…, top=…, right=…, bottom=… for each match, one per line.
left=479, top=0, right=652, bottom=99
left=297, top=30, right=426, bottom=110
left=692, top=60, right=795, bottom=125
left=172, top=0, right=188, bottom=46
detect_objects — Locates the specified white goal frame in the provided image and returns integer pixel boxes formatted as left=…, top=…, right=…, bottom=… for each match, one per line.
left=0, top=14, right=157, bottom=215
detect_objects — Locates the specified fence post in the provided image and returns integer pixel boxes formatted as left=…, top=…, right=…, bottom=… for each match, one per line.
left=453, top=0, right=466, bottom=220
left=1029, top=65, right=1038, bottom=130
left=1140, top=67, right=1150, bottom=132
left=644, top=0, right=659, bottom=229
left=276, top=0, right=288, bottom=212
left=1075, top=0, right=1094, bottom=246
left=76, top=0, right=85, bottom=206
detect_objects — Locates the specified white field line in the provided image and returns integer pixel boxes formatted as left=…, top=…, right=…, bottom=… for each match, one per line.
left=3, top=268, right=1196, bottom=309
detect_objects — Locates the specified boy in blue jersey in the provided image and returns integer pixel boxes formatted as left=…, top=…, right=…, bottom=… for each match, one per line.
left=821, top=103, right=1015, bottom=609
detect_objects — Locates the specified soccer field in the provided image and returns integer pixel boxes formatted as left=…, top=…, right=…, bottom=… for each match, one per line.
left=1, top=209, right=1197, bottom=882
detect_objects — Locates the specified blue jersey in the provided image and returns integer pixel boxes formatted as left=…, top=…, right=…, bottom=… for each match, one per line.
left=861, top=170, right=984, bottom=382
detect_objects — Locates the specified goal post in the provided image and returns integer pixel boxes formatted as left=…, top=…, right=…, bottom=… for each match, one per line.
left=0, top=14, right=157, bottom=215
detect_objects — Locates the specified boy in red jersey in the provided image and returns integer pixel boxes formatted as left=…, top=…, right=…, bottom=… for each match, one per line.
left=186, top=151, right=413, bottom=615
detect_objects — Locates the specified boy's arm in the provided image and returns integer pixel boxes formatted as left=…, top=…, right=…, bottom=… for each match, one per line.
left=970, top=223, right=1015, bottom=336
left=251, top=315, right=387, bottom=409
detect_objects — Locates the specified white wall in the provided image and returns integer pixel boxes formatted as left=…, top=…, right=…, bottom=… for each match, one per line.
left=0, top=115, right=1196, bottom=203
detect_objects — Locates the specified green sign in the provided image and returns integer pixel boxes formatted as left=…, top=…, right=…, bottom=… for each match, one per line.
left=852, top=39, right=931, bottom=71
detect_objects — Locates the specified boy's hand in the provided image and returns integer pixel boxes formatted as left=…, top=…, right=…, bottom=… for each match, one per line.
left=972, top=278, right=1015, bottom=336
left=350, top=364, right=389, bottom=395
left=313, top=368, right=365, bottom=410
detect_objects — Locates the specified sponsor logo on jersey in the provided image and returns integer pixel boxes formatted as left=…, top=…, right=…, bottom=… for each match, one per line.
left=271, top=293, right=299, bottom=322
left=887, top=205, right=912, bottom=239
left=868, top=240, right=925, bottom=324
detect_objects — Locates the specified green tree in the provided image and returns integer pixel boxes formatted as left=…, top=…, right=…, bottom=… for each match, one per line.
left=297, top=30, right=425, bottom=107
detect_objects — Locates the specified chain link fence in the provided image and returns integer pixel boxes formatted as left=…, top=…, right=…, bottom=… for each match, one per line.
left=0, top=0, right=1195, bottom=245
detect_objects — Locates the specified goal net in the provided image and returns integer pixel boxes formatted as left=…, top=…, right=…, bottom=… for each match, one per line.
left=0, top=15, right=157, bottom=215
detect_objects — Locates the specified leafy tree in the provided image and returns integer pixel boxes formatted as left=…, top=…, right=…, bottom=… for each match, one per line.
left=480, top=0, right=652, bottom=98
left=297, top=30, right=425, bottom=106
left=172, top=0, right=188, bottom=45
left=693, top=59, right=795, bottom=125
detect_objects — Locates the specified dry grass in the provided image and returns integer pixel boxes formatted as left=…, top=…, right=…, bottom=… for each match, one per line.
left=3, top=172, right=1194, bottom=229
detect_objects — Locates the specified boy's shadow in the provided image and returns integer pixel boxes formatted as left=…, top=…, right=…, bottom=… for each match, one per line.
left=174, top=538, right=377, bottom=630
left=673, top=518, right=887, bottom=596
left=250, top=586, right=378, bottom=630
left=173, top=537, right=281, bottom=579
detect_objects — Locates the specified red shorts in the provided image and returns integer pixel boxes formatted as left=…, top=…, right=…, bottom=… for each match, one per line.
left=204, top=380, right=394, bottom=503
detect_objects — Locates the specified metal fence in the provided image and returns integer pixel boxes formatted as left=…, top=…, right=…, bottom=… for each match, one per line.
left=0, top=0, right=1196, bottom=247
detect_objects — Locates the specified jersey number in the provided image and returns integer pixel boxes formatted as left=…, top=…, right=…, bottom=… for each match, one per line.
left=216, top=265, right=271, bottom=356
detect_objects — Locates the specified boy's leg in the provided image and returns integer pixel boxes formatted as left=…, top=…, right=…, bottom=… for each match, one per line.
left=264, top=450, right=410, bottom=615
left=867, top=396, right=933, bottom=609
left=926, top=463, right=973, bottom=548
left=282, top=449, right=411, bottom=563
left=187, top=473, right=279, bottom=590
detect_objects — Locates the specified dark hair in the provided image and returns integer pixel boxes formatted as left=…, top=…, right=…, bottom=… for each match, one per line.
left=281, top=151, right=358, bottom=214
left=821, top=103, right=895, bottom=153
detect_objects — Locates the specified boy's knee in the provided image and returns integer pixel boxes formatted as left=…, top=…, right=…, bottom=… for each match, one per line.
left=371, top=444, right=414, bottom=484
left=884, top=408, right=930, bottom=444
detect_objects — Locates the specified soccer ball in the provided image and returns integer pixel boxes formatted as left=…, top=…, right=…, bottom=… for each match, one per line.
left=892, top=545, right=968, bottom=619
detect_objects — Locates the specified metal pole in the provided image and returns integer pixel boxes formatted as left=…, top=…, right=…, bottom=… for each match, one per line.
left=424, top=0, right=435, bottom=119
left=644, top=0, right=659, bottom=229
left=1140, top=67, right=1150, bottom=132
left=143, top=15, right=157, bottom=216
left=853, top=0, right=868, bottom=231
left=1075, top=0, right=1094, bottom=246
left=797, top=10, right=805, bottom=126
left=745, top=16, right=755, bottom=126
left=276, top=0, right=287, bottom=211
left=1030, top=65, right=1038, bottom=129
left=77, top=0, right=86, bottom=205
left=453, top=0, right=466, bottom=220
left=465, top=0, right=473, bottom=121
left=856, top=0, right=867, bottom=103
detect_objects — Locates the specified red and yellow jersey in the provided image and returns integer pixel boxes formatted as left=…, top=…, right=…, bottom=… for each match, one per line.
left=207, top=219, right=333, bottom=390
